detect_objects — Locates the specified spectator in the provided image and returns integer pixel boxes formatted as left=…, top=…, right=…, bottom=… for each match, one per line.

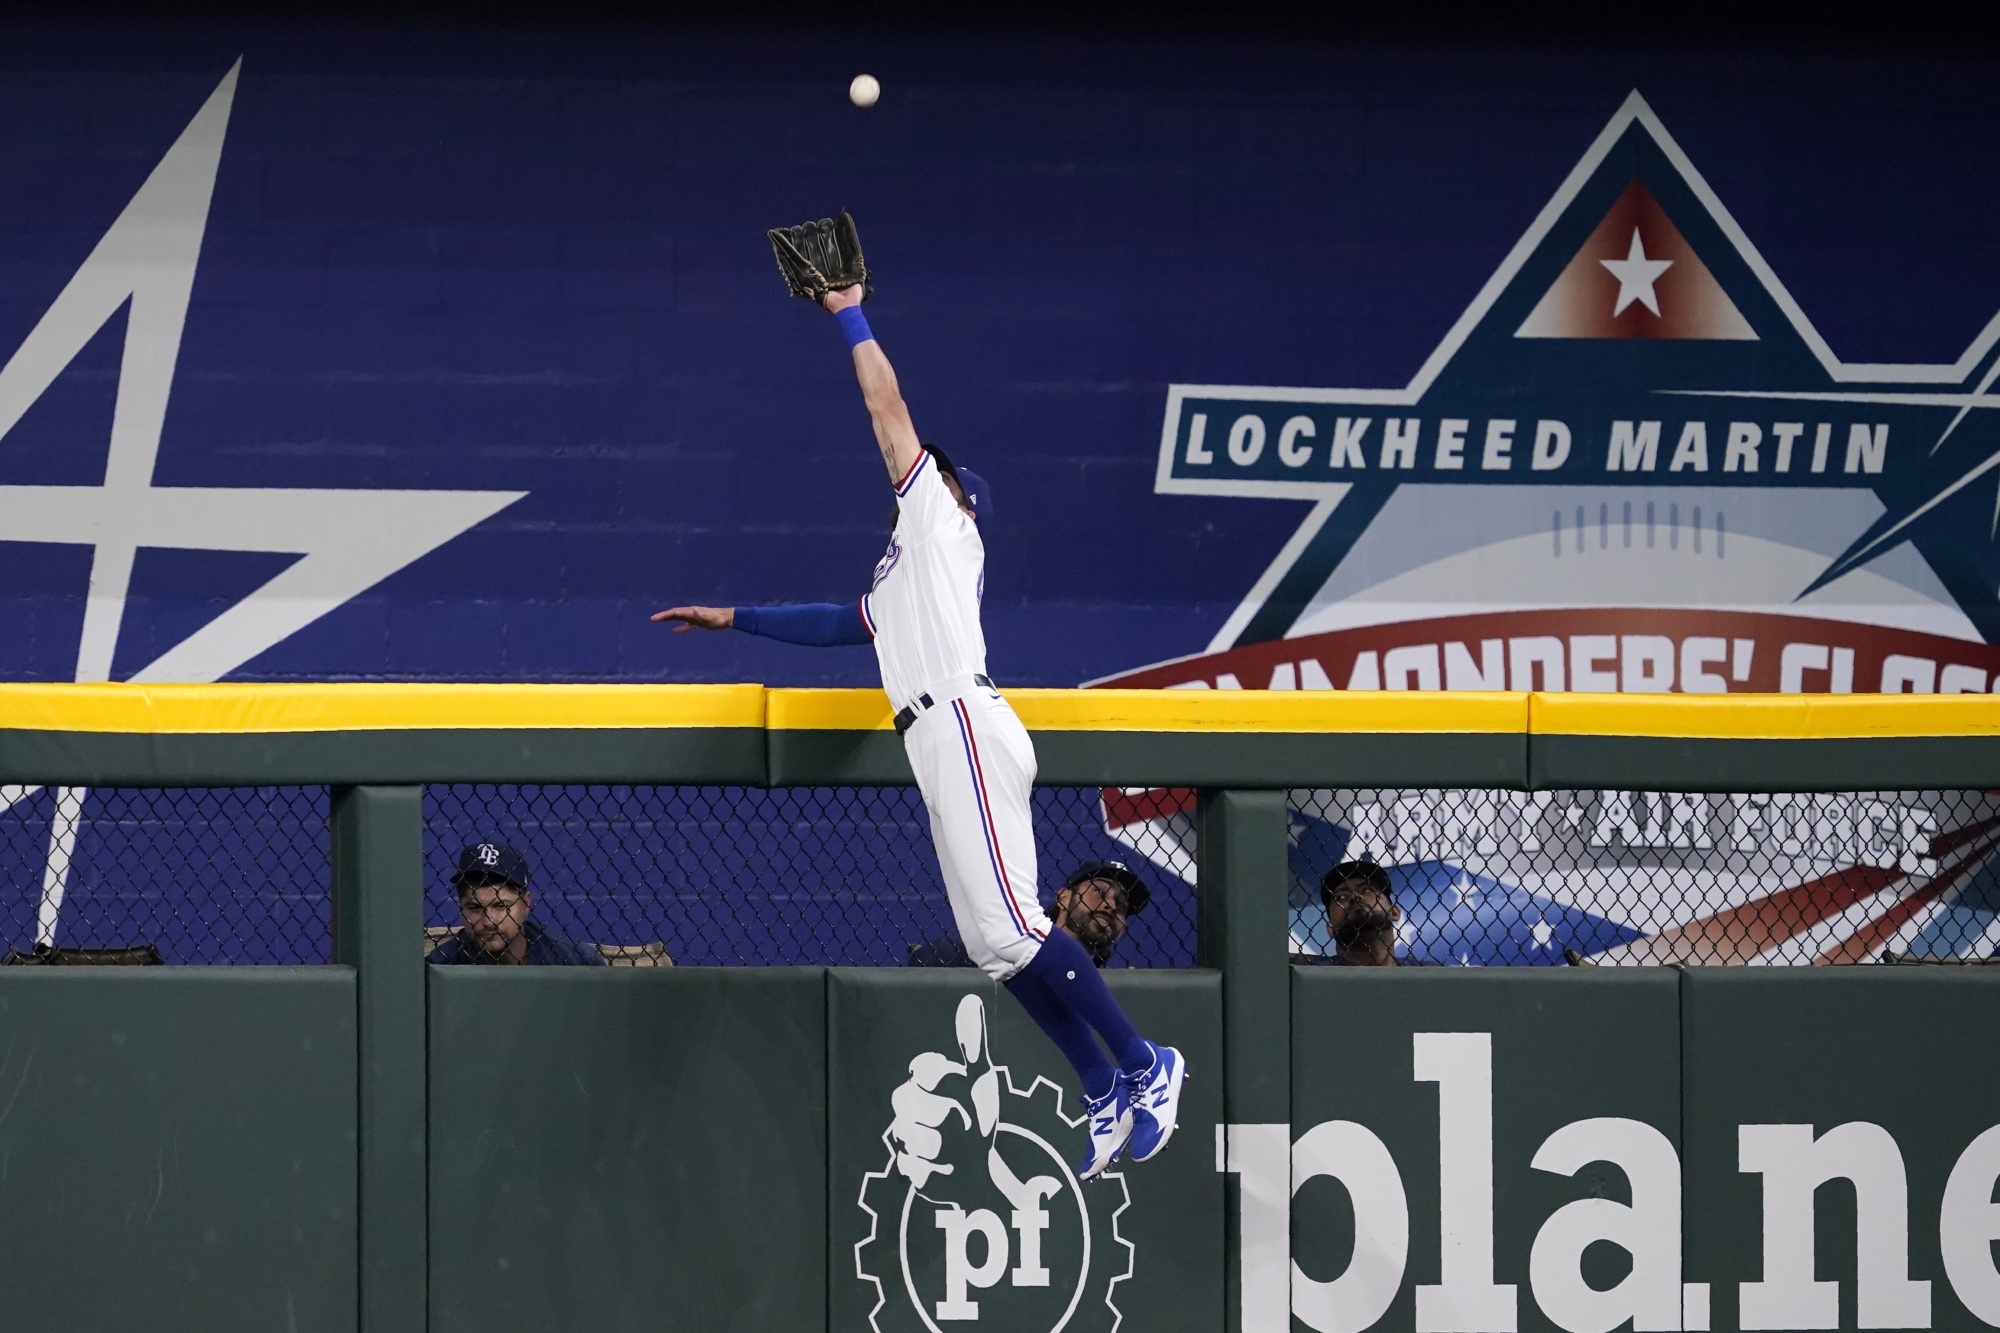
left=427, top=841, right=605, bottom=966
left=909, top=859, right=1152, bottom=968
left=1297, top=859, right=1402, bottom=967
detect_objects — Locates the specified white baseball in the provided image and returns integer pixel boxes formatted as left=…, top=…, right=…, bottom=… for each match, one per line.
left=849, top=74, right=881, bottom=108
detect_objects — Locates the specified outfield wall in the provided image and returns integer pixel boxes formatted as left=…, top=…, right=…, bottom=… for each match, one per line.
left=5, top=965, right=1997, bottom=1333
left=1, top=687, right=1998, bottom=1332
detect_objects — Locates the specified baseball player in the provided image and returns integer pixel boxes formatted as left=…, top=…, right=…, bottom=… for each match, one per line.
left=654, top=259, right=1184, bottom=1180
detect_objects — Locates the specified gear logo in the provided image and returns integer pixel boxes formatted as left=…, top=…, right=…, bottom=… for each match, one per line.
left=855, top=994, right=1134, bottom=1332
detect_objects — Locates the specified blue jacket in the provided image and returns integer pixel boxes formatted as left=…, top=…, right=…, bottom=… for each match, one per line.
left=427, top=920, right=606, bottom=966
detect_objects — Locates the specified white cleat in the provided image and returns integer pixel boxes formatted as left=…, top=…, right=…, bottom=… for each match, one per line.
left=1126, top=1042, right=1186, bottom=1162
left=1076, top=1072, right=1133, bottom=1179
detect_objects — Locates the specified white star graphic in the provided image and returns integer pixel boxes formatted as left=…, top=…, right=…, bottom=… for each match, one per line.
left=1, top=63, right=526, bottom=944
left=1599, top=227, right=1674, bottom=317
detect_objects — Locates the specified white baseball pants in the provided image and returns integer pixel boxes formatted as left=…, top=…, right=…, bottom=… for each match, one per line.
left=902, top=684, right=1052, bottom=980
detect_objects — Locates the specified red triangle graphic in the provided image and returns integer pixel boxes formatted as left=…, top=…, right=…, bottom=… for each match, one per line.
left=1515, top=180, right=1756, bottom=340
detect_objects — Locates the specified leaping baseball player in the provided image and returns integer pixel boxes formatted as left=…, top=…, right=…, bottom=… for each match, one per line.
left=653, top=213, right=1185, bottom=1179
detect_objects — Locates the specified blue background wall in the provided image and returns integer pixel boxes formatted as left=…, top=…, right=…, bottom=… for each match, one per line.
left=2, top=22, right=1998, bottom=687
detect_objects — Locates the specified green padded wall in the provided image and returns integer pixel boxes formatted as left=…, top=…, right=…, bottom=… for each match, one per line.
left=0, top=970, right=357, bottom=1332
left=827, top=968, right=1223, bottom=1333
left=427, top=967, right=827, bottom=1332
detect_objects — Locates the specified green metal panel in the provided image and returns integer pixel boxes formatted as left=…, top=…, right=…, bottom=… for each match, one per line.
left=0, top=969, right=357, bottom=1332
left=767, top=729, right=1529, bottom=789
left=1033, top=731, right=1528, bottom=790
left=428, top=967, right=828, bottom=1333
left=827, top=968, right=1223, bottom=1333
left=42, top=718, right=2000, bottom=792
left=1291, top=968, right=1680, bottom=1333
left=767, top=729, right=915, bottom=785
left=1682, top=969, right=2000, bottom=1333
left=1199, top=790, right=1290, bottom=1126
left=0, top=726, right=767, bottom=787
left=1529, top=734, right=2000, bottom=792
left=1200, top=790, right=1289, bottom=1333
left=333, top=784, right=428, bottom=1333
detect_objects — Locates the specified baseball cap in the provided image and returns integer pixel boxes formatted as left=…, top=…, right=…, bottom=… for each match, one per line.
left=1322, top=859, right=1392, bottom=902
left=451, top=840, right=530, bottom=890
left=922, top=444, right=993, bottom=521
left=954, top=467, right=993, bottom=521
left=1062, top=859, right=1150, bottom=914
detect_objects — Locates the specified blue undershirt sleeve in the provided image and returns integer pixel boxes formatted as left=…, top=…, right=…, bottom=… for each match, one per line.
left=732, top=602, right=871, bottom=647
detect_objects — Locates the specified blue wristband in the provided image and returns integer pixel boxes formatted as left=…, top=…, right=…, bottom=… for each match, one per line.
left=834, top=304, right=874, bottom=349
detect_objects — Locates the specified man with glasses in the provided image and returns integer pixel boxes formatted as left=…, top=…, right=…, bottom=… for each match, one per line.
left=1297, top=859, right=1403, bottom=968
left=427, top=841, right=606, bottom=966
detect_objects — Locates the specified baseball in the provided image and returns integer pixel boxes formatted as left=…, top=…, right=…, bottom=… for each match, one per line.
left=849, top=74, right=880, bottom=108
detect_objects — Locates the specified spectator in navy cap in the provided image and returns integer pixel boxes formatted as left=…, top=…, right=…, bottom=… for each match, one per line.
left=910, top=858, right=1151, bottom=968
left=426, top=840, right=605, bottom=967
left=1048, top=859, right=1151, bottom=966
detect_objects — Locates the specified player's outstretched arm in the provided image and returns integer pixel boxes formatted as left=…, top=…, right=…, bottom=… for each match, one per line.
left=653, top=601, right=871, bottom=646
left=824, top=286, right=922, bottom=485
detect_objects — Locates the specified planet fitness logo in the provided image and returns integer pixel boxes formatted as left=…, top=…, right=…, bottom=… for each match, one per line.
left=855, top=995, right=1133, bottom=1332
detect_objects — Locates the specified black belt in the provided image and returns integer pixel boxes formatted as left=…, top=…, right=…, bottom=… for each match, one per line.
left=895, top=675, right=995, bottom=735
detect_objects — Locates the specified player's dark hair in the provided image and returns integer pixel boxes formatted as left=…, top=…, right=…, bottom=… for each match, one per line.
left=922, top=443, right=961, bottom=487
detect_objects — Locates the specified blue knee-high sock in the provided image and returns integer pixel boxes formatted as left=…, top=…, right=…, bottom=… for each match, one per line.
left=1018, top=929, right=1154, bottom=1076
left=1004, top=968, right=1116, bottom=1099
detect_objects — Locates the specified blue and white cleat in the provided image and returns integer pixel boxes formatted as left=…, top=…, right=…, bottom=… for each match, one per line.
left=1126, top=1043, right=1187, bottom=1163
left=1077, top=1073, right=1133, bottom=1180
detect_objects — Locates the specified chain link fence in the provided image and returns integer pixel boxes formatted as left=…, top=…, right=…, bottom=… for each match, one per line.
left=0, top=784, right=330, bottom=964
left=1252, top=787, right=2000, bottom=966
left=5, top=779, right=1994, bottom=968
left=422, top=784, right=1199, bottom=968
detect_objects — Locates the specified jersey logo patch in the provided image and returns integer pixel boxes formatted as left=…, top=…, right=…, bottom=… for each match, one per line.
left=872, top=534, right=904, bottom=590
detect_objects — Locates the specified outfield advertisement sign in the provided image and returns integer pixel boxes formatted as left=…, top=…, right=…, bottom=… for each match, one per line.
left=820, top=970, right=2000, bottom=1333
left=831, top=972, right=1224, bottom=1333
left=1117, top=94, right=2000, bottom=700
left=1089, top=96, right=2000, bottom=968
left=1258, top=970, right=2000, bottom=1333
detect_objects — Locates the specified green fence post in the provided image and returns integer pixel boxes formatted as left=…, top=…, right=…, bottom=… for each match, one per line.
left=333, top=784, right=426, bottom=1333
left=1197, top=788, right=1291, bottom=1333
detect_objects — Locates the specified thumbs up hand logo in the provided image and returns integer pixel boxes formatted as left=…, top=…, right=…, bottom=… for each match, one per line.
left=885, top=995, right=1000, bottom=1198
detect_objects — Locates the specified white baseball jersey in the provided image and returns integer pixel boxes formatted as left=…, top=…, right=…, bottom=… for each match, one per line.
left=860, top=448, right=1052, bottom=980
left=860, top=449, right=988, bottom=714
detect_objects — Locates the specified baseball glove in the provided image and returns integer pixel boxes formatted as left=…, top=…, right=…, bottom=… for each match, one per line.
left=767, top=211, right=870, bottom=302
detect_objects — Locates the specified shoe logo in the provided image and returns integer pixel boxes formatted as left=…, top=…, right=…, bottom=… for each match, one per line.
left=856, top=994, right=1134, bottom=1332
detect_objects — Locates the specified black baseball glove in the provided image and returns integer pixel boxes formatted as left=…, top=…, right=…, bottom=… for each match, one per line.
left=767, top=211, right=870, bottom=302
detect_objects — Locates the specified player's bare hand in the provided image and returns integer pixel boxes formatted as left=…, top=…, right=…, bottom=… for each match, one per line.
left=650, top=605, right=733, bottom=632
left=822, top=285, right=864, bottom=314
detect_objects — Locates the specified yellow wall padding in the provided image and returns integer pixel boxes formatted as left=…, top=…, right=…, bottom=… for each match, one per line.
left=2, top=682, right=1993, bottom=739
left=0, top=682, right=766, bottom=733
